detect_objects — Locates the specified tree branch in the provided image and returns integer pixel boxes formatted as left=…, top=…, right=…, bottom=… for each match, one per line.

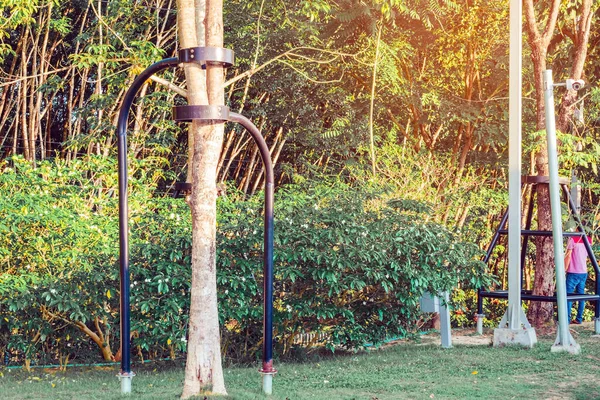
left=524, top=0, right=541, bottom=42
left=542, top=0, right=562, bottom=44
left=223, top=46, right=369, bottom=89
left=150, top=74, right=188, bottom=97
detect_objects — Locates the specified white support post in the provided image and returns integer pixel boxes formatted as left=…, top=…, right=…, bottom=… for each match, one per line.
left=493, top=0, right=537, bottom=348
left=544, top=70, right=580, bottom=354
left=476, top=314, right=484, bottom=335
left=262, top=373, right=274, bottom=395
left=440, top=291, right=452, bottom=349
left=119, top=374, right=133, bottom=395
left=506, top=0, right=523, bottom=331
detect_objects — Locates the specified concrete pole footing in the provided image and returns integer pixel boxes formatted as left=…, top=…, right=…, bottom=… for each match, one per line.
left=261, top=373, right=274, bottom=395
left=476, top=314, right=485, bottom=335
left=493, top=327, right=537, bottom=348
left=119, top=376, right=132, bottom=394
left=551, top=342, right=581, bottom=354
left=118, top=372, right=135, bottom=395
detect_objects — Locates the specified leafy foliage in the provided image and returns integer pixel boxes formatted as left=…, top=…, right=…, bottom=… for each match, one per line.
left=1, top=0, right=599, bottom=369
left=1, top=161, right=492, bottom=365
left=270, top=181, right=492, bottom=350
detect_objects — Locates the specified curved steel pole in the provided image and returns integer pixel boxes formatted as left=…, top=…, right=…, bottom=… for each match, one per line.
left=229, top=112, right=276, bottom=394
left=116, top=57, right=179, bottom=393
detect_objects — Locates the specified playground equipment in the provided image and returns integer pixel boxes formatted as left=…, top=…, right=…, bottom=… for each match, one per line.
left=116, top=48, right=276, bottom=394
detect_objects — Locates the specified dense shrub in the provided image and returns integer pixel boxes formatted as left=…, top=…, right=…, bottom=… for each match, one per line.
left=0, top=157, right=119, bottom=366
left=0, top=158, right=493, bottom=366
left=268, top=182, right=493, bottom=350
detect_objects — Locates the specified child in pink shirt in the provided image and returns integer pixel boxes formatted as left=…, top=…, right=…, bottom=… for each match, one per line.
left=564, top=236, right=592, bottom=324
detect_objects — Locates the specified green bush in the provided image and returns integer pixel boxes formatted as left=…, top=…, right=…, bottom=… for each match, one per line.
left=1, top=159, right=493, bottom=366
left=0, top=156, right=122, bottom=365
left=268, top=182, right=493, bottom=350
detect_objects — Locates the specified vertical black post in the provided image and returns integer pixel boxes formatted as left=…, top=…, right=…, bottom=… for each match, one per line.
left=520, top=185, right=535, bottom=290
left=483, top=210, right=510, bottom=264
left=228, top=113, right=276, bottom=381
left=116, top=57, right=178, bottom=393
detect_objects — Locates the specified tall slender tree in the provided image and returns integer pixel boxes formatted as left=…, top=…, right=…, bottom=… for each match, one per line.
left=523, top=0, right=561, bottom=329
left=177, top=0, right=227, bottom=397
left=524, top=0, right=594, bottom=328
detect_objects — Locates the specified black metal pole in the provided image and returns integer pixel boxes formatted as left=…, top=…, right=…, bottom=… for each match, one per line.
left=483, top=210, right=509, bottom=264
left=478, top=209, right=510, bottom=315
left=520, top=185, right=536, bottom=290
left=116, top=57, right=179, bottom=387
left=228, top=112, right=275, bottom=375
left=479, top=290, right=600, bottom=302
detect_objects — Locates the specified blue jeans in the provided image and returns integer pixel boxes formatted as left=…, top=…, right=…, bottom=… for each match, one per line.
left=566, top=273, right=588, bottom=323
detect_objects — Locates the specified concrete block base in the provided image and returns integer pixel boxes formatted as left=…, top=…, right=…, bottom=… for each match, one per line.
left=493, top=327, right=537, bottom=348
left=552, top=329, right=581, bottom=354
left=550, top=342, right=581, bottom=354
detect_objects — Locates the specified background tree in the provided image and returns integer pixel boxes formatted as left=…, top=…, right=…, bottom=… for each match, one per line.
left=524, top=0, right=594, bottom=328
left=176, top=0, right=228, bottom=396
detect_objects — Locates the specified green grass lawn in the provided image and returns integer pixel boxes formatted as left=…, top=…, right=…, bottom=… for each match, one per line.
left=2, top=327, right=600, bottom=400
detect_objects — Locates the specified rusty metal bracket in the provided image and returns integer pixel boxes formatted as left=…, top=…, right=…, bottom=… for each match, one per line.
left=172, top=105, right=230, bottom=122
left=178, top=46, right=234, bottom=68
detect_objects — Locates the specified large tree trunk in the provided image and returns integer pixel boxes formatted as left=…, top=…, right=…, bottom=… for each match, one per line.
left=523, top=0, right=561, bottom=329
left=524, top=0, right=593, bottom=328
left=529, top=47, right=554, bottom=328
left=178, top=0, right=227, bottom=397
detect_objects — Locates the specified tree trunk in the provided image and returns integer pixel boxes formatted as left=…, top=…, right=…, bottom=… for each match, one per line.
left=523, top=0, right=594, bottom=328
left=368, top=18, right=383, bottom=176
left=523, top=0, right=561, bottom=328
left=529, top=47, right=555, bottom=328
left=178, top=0, right=227, bottom=397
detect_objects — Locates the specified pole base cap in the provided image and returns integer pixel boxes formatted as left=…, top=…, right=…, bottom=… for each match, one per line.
left=259, top=360, right=277, bottom=375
